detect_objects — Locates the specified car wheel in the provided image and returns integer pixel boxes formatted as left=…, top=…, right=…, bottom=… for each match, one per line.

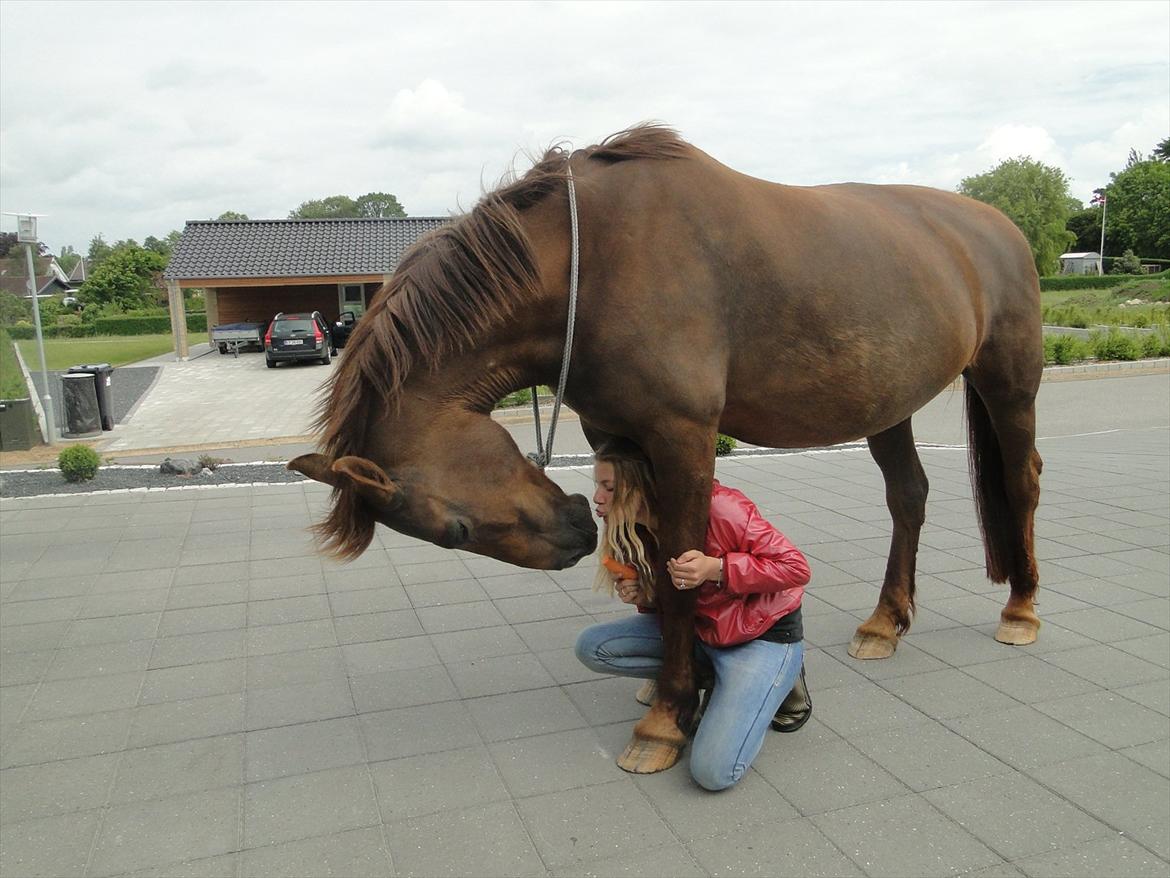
left=320, top=350, right=331, bottom=365
left=266, top=358, right=276, bottom=369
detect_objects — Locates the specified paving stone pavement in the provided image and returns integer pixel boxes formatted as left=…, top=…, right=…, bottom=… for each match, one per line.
left=0, top=428, right=1167, bottom=877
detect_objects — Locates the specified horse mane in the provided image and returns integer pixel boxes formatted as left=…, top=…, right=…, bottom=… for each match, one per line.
left=315, top=123, right=688, bottom=457
left=311, top=123, right=689, bottom=557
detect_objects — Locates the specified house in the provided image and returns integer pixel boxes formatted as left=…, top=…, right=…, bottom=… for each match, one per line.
left=1058, top=252, right=1103, bottom=276
left=66, top=258, right=92, bottom=285
left=162, top=217, right=450, bottom=358
left=0, top=254, right=73, bottom=299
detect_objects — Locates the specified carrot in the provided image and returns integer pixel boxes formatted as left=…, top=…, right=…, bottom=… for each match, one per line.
left=602, top=557, right=638, bottom=580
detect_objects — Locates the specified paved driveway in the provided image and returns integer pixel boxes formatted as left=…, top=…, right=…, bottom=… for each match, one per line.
left=99, top=349, right=335, bottom=452
left=1, top=424, right=1166, bottom=877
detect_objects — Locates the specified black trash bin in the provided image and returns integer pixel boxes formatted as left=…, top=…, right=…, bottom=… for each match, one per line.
left=67, top=363, right=114, bottom=430
left=61, top=372, right=102, bottom=437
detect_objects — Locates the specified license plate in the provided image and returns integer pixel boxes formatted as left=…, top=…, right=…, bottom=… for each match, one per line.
left=283, top=339, right=303, bottom=346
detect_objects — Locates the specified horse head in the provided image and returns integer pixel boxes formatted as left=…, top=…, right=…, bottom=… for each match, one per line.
left=289, top=400, right=596, bottom=569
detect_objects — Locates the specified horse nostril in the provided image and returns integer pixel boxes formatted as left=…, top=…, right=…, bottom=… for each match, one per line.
left=456, top=520, right=470, bottom=545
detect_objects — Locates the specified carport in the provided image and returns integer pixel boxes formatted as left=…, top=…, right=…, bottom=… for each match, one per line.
left=162, top=217, right=449, bottom=358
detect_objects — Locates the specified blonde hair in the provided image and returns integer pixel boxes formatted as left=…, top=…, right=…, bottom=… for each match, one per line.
left=593, top=440, right=658, bottom=604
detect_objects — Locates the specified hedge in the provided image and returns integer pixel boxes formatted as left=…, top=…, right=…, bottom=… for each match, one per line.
left=1041, top=275, right=1138, bottom=291
left=7, top=312, right=207, bottom=339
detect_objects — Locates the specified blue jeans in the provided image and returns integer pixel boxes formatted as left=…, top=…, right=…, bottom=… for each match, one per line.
left=574, top=613, right=804, bottom=791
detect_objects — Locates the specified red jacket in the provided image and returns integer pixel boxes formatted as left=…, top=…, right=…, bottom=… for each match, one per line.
left=644, top=481, right=810, bottom=647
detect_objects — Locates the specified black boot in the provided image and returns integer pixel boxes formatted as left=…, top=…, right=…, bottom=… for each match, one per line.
left=771, top=662, right=811, bottom=733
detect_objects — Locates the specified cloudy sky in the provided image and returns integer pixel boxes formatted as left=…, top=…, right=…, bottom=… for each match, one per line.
left=1, top=1, right=1166, bottom=256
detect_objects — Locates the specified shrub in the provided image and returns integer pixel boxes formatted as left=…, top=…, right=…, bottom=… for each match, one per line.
left=497, top=388, right=533, bottom=408
left=0, top=291, right=31, bottom=326
left=1111, top=250, right=1143, bottom=275
left=197, top=454, right=229, bottom=472
left=58, top=444, right=101, bottom=482
left=1140, top=333, right=1164, bottom=358
left=1044, top=335, right=1090, bottom=365
left=1090, top=329, right=1139, bottom=361
left=715, top=433, right=737, bottom=456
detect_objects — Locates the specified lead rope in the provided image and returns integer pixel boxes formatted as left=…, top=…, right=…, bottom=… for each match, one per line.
left=528, top=164, right=580, bottom=469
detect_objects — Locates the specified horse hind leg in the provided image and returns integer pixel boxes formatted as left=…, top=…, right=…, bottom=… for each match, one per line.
left=964, top=374, right=1043, bottom=645
left=850, top=419, right=929, bottom=660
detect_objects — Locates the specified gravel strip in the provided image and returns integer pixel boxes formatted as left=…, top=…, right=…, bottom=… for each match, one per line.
left=0, top=462, right=308, bottom=499
left=0, top=445, right=888, bottom=500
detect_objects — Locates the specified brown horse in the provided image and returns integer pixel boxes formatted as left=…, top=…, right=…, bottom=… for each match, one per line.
left=290, top=124, right=1043, bottom=773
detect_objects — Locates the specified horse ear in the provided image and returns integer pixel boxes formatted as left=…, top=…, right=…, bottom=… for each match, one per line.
left=287, top=453, right=340, bottom=487
left=331, top=456, right=401, bottom=507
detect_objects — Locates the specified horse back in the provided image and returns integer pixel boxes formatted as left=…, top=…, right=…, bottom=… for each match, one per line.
left=577, top=152, right=1039, bottom=446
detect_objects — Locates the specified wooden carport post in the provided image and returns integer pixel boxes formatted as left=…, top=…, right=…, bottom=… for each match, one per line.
left=167, top=280, right=190, bottom=360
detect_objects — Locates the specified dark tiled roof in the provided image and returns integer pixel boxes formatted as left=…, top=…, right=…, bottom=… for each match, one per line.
left=67, top=259, right=91, bottom=282
left=163, top=217, right=452, bottom=281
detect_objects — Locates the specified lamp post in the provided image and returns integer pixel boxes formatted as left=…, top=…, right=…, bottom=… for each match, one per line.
left=1097, top=194, right=1108, bottom=276
left=15, top=214, right=58, bottom=444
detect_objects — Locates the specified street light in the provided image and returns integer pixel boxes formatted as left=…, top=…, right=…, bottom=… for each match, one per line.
left=5, top=213, right=58, bottom=443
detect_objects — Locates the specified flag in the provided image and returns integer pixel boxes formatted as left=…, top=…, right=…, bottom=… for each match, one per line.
left=1091, top=192, right=1107, bottom=206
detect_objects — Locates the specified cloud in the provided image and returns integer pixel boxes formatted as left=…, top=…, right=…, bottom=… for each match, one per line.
left=1, top=0, right=1166, bottom=252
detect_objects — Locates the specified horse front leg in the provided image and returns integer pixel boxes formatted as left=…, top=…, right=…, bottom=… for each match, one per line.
left=617, top=591, right=699, bottom=773
left=616, top=430, right=714, bottom=774
left=850, top=419, right=928, bottom=659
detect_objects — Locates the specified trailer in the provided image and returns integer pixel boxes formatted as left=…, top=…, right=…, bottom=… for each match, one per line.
left=211, top=321, right=267, bottom=357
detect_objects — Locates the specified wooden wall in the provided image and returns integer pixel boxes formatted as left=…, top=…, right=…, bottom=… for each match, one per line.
left=214, top=284, right=339, bottom=326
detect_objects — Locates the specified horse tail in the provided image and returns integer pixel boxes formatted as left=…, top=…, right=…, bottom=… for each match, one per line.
left=964, top=377, right=1012, bottom=583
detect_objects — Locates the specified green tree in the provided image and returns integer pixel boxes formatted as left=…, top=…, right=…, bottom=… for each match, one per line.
left=215, top=211, right=249, bottom=220
left=1101, top=158, right=1170, bottom=259
left=1066, top=207, right=1101, bottom=252
left=355, top=192, right=406, bottom=217
left=87, top=234, right=114, bottom=268
left=77, top=244, right=167, bottom=311
left=0, top=291, right=32, bottom=326
left=0, top=232, right=48, bottom=258
left=289, top=195, right=358, bottom=219
left=1155, top=137, right=1170, bottom=162
left=143, top=230, right=182, bottom=259
left=57, top=245, right=81, bottom=274
left=959, top=157, right=1076, bottom=275
left=290, top=192, right=407, bottom=219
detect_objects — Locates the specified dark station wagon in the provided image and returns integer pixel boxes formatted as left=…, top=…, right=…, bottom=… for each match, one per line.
left=264, top=311, right=337, bottom=367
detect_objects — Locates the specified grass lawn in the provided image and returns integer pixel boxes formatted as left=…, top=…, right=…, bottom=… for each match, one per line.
left=14, top=334, right=175, bottom=371
left=1, top=330, right=29, bottom=398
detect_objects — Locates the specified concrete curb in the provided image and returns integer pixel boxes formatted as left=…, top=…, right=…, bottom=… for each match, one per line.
left=1, top=358, right=1165, bottom=468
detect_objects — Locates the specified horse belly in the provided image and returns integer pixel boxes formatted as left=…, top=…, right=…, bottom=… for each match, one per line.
left=721, top=335, right=968, bottom=448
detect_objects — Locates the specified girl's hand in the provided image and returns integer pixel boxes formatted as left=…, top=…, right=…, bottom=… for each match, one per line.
left=667, top=550, right=720, bottom=590
left=615, top=577, right=641, bottom=604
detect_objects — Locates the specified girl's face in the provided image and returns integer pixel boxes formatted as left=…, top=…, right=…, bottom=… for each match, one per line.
left=592, top=461, right=616, bottom=519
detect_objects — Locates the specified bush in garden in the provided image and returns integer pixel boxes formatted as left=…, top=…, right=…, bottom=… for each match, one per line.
left=1045, top=335, right=1089, bottom=365
left=58, top=445, right=101, bottom=482
left=1090, top=329, right=1139, bottom=361
left=715, top=434, right=737, bottom=455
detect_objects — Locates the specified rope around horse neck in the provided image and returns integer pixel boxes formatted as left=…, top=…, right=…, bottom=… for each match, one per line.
left=529, top=164, right=579, bottom=469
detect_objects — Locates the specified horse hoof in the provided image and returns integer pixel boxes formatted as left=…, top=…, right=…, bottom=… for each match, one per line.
left=848, top=633, right=897, bottom=660
left=616, top=735, right=684, bottom=774
left=995, top=620, right=1039, bottom=645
